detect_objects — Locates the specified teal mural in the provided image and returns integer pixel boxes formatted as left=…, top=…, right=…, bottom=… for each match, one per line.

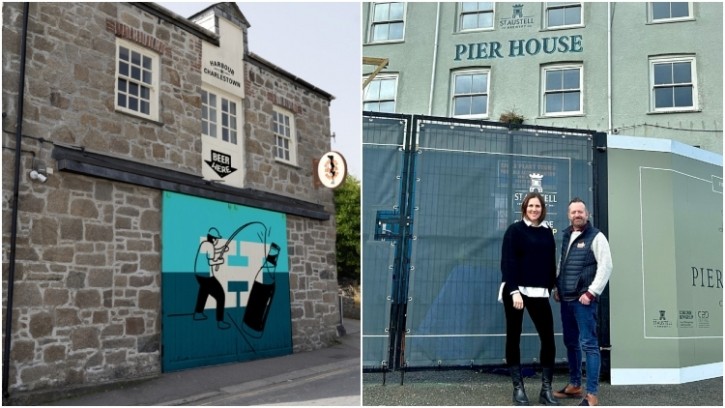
left=161, top=191, right=292, bottom=372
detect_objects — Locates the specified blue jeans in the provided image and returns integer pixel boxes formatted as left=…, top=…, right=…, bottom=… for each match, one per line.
left=560, top=299, right=600, bottom=396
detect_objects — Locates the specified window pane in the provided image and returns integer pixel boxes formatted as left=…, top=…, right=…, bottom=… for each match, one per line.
left=119, top=61, right=129, bottom=76
left=373, top=24, right=388, bottom=41
left=131, top=66, right=141, bottom=80
left=654, top=64, right=672, bottom=85
left=373, top=3, right=388, bottom=21
left=471, top=95, right=487, bottom=115
left=548, top=9, right=564, bottom=26
left=380, top=101, right=395, bottom=113
left=143, top=56, right=152, bottom=70
left=363, top=101, right=377, bottom=111
left=562, top=69, right=580, bottom=89
left=545, top=93, right=562, bottom=113
left=141, top=101, right=149, bottom=114
left=455, top=75, right=472, bottom=94
left=118, top=94, right=126, bottom=108
left=652, top=2, right=670, bottom=19
left=562, top=91, right=580, bottom=111
left=462, top=14, right=478, bottom=30
left=390, top=3, right=404, bottom=19
left=480, top=13, right=493, bottom=28
left=119, top=46, right=129, bottom=61
left=671, top=2, right=689, bottom=18
left=143, top=70, right=152, bottom=84
left=129, top=82, right=138, bottom=96
left=546, top=71, right=562, bottom=90
left=462, top=2, right=478, bottom=12
left=140, top=86, right=149, bottom=100
left=454, top=97, right=471, bottom=116
left=364, top=80, right=381, bottom=100
left=131, top=51, right=141, bottom=66
left=118, top=78, right=127, bottom=92
left=389, top=22, right=404, bottom=40
left=230, top=130, right=237, bottom=145
left=129, top=96, right=138, bottom=111
left=472, top=74, right=487, bottom=93
left=673, top=86, right=692, bottom=106
left=672, top=62, right=691, bottom=84
left=655, top=87, right=673, bottom=108
left=379, top=79, right=396, bottom=99
left=222, top=128, right=229, bottom=142
left=564, top=6, right=581, bottom=25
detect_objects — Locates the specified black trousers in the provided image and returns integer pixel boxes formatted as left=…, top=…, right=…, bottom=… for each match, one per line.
left=195, top=275, right=225, bottom=321
left=503, top=292, right=556, bottom=367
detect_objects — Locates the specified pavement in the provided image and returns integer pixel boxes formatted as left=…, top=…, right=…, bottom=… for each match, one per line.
left=14, top=318, right=360, bottom=406
left=363, top=368, right=723, bottom=406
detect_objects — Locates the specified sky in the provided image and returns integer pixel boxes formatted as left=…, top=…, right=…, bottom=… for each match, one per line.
left=159, top=2, right=362, bottom=178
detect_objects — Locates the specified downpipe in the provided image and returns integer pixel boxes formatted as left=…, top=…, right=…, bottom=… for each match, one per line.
left=3, top=2, right=30, bottom=399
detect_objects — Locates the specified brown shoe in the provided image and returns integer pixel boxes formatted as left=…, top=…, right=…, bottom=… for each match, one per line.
left=553, top=384, right=583, bottom=399
left=578, top=393, right=598, bottom=406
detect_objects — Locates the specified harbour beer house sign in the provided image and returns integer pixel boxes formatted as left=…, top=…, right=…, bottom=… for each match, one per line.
left=204, top=59, right=241, bottom=88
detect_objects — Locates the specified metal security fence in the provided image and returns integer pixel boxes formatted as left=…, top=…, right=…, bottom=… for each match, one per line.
left=362, top=112, right=605, bottom=372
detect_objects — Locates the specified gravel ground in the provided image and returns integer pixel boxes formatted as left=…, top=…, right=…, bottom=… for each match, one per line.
left=363, top=369, right=723, bottom=406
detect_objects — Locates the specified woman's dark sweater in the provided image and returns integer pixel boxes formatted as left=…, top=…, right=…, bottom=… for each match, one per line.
left=500, top=220, right=557, bottom=295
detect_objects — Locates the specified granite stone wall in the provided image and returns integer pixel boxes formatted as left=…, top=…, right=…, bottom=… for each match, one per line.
left=2, top=2, right=340, bottom=398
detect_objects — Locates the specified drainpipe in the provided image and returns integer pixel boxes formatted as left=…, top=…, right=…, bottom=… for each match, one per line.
left=607, top=2, right=613, bottom=133
left=427, top=2, right=441, bottom=115
left=3, top=2, right=30, bottom=399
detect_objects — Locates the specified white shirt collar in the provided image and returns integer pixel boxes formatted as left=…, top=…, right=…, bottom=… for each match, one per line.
left=522, top=218, right=549, bottom=228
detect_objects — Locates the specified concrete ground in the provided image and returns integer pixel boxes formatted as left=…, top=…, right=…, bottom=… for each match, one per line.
left=363, top=369, right=723, bottom=406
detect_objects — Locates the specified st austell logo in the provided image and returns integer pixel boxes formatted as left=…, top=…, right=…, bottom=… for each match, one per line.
left=500, top=3, right=535, bottom=29
left=206, top=150, right=237, bottom=178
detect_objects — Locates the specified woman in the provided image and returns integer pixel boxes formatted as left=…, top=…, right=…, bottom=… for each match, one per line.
left=500, top=192, right=559, bottom=406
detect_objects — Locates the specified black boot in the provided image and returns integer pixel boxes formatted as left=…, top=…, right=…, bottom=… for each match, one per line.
left=539, top=367, right=561, bottom=406
left=509, top=365, right=530, bottom=406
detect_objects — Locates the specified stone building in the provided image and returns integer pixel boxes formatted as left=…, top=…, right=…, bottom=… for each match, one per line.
left=2, top=2, right=340, bottom=400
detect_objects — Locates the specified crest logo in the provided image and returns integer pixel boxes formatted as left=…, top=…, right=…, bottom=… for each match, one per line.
left=529, top=173, right=544, bottom=193
left=512, top=4, right=524, bottom=18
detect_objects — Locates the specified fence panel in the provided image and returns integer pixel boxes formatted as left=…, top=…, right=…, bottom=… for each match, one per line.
left=362, top=113, right=598, bottom=370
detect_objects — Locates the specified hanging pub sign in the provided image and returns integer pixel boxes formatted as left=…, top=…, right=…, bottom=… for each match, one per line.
left=316, top=151, right=347, bottom=189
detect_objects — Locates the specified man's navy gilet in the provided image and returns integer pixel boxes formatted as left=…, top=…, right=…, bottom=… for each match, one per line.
left=557, top=222, right=599, bottom=301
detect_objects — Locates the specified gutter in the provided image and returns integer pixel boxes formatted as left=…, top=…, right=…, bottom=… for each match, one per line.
left=607, top=2, right=613, bottom=133
left=427, top=2, right=441, bottom=115
left=3, top=2, right=30, bottom=399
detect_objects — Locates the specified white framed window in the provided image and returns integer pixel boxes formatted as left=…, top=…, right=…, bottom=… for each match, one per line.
left=451, top=70, right=490, bottom=118
left=115, top=39, right=159, bottom=120
left=364, top=75, right=398, bottom=113
left=273, top=106, right=296, bottom=164
left=649, top=2, right=692, bottom=22
left=202, top=90, right=240, bottom=144
left=542, top=65, right=583, bottom=116
left=650, top=56, right=698, bottom=112
left=369, top=2, right=405, bottom=43
left=544, top=2, right=582, bottom=29
left=459, top=2, right=495, bottom=32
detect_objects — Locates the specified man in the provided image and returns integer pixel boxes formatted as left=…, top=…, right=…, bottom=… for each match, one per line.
left=194, top=227, right=231, bottom=329
left=553, top=198, right=612, bottom=406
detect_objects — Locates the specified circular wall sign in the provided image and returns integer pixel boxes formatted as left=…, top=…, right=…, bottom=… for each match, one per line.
left=317, top=151, right=347, bottom=189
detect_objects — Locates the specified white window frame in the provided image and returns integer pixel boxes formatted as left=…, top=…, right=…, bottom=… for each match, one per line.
left=202, top=89, right=241, bottom=145
left=649, top=2, right=693, bottom=23
left=363, top=74, right=398, bottom=113
left=649, top=56, right=698, bottom=112
left=541, top=64, right=583, bottom=117
left=458, top=2, right=495, bottom=32
left=369, top=2, right=406, bottom=43
left=115, top=39, right=159, bottom=120
left=273, top=106, right=297, bottom=165
left=451, top=69, right=491, bottom=119
left=544, top=2, right=583, bottom=29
